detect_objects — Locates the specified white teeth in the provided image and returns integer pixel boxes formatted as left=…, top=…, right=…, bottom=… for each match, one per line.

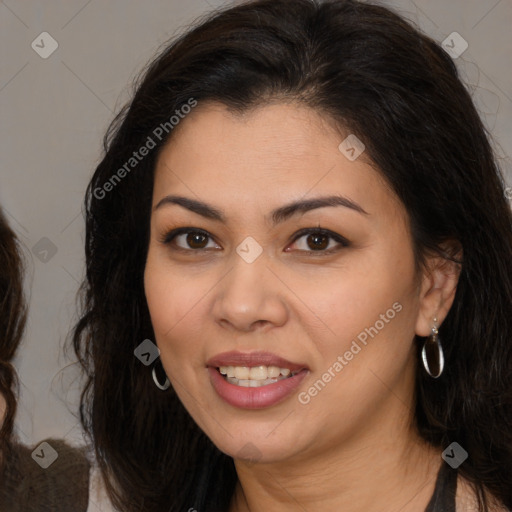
left=267, top=366, right=281, bottom=378
left=234, top=366, right=250, bottom=380
left=217, top=365, right=298, bottom=387
left=219, top=366, right=239, bottom=378
left=249, top=366, right=267, bottom=380
left=226, top=377, right=288, bottom=388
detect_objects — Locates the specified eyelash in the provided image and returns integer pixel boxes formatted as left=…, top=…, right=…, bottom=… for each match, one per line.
left=159, top=227, right=350, bottom=256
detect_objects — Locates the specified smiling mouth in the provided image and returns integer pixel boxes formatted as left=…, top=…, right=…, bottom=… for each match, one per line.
left=217, top=365, right=300, bottom=388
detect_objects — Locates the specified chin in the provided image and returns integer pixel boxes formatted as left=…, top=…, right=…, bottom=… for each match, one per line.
left=207, top=426, right=304, bottom=465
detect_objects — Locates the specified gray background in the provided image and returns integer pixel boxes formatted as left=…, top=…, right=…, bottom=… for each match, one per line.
left=1, top=0, right=511, bottom=459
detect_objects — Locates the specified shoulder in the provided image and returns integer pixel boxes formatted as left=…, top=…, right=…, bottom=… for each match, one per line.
left=87, top=465, right=117, bottom=512
left=0, top=438, right=90, bottom=512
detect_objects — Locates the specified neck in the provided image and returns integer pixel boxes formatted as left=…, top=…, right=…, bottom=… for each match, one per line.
left=229, top=415, right=442, bottom=512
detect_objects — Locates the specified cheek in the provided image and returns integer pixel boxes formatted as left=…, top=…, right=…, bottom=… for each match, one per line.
left=306, top=253, right=419, bottom=388
left=144, top=246, right=186, bottom=327
left=307, top=260, right=413, bottom=344
left=144, top=250, right=209, bottom=365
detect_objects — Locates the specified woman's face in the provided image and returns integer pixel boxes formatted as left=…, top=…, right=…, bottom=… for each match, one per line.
left=144, top=101, right=437, bottom=464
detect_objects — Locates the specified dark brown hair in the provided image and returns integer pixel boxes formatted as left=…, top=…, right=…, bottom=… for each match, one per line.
left=73, top=0, right=512, bottom=510
left=0, top=208, right=27, bottom=466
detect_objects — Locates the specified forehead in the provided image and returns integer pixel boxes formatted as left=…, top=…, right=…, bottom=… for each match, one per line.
left=152, top=101, right=400, bottom=221
left=161, top=101, right=339, bottom=166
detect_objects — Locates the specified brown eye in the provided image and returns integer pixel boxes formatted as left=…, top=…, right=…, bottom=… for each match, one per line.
left=161, top=228, right=220, bottom=251
left=288, top=228, right=350, bottom=255
left=186, top=232, right=209, bottom=249
left=305, top=233, right=329, bottom=250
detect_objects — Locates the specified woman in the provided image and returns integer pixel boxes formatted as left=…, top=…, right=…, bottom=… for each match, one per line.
left=73, top=0, right=512, bottom=511
left=0, top=207, right=90, bottom=511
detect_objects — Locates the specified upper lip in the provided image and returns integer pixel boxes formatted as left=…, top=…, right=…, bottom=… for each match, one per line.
left=206, top=351, right=308, bottom=372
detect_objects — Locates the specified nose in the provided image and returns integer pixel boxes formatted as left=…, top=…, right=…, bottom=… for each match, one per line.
left=211, top=255, right=288, bottom=333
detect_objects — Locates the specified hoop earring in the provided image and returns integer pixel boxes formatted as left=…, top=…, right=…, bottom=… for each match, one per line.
left=421, top=317, right=444, bottom=378
left=152, top=364, right=170, bottom=390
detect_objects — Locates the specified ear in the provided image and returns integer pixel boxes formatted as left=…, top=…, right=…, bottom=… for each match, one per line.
left=415, top=242, right=463, bottom=336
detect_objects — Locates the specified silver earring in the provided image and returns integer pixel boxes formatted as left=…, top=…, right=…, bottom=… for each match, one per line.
left=421, top=317, right=444, bottom=378
left=152, top=365, right=170, bottom=390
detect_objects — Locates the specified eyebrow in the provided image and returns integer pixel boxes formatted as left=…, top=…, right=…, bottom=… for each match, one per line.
left=154, top=194, right=368, bottom=226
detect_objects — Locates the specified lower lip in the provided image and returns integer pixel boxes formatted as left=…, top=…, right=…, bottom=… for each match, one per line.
left=208, top=367, right=308, bottom=409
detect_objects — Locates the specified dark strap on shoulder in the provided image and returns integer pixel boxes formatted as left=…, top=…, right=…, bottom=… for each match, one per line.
left=425, top=462, right=458, bottom=512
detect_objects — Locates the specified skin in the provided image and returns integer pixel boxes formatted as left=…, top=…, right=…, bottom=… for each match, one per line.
left=144, top=101, right=467, bottom=511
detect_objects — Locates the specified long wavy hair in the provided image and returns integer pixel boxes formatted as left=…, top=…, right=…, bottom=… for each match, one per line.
left=0, top=208, right=27, bottom=469
left=72, top=0, right=512, bottom=510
